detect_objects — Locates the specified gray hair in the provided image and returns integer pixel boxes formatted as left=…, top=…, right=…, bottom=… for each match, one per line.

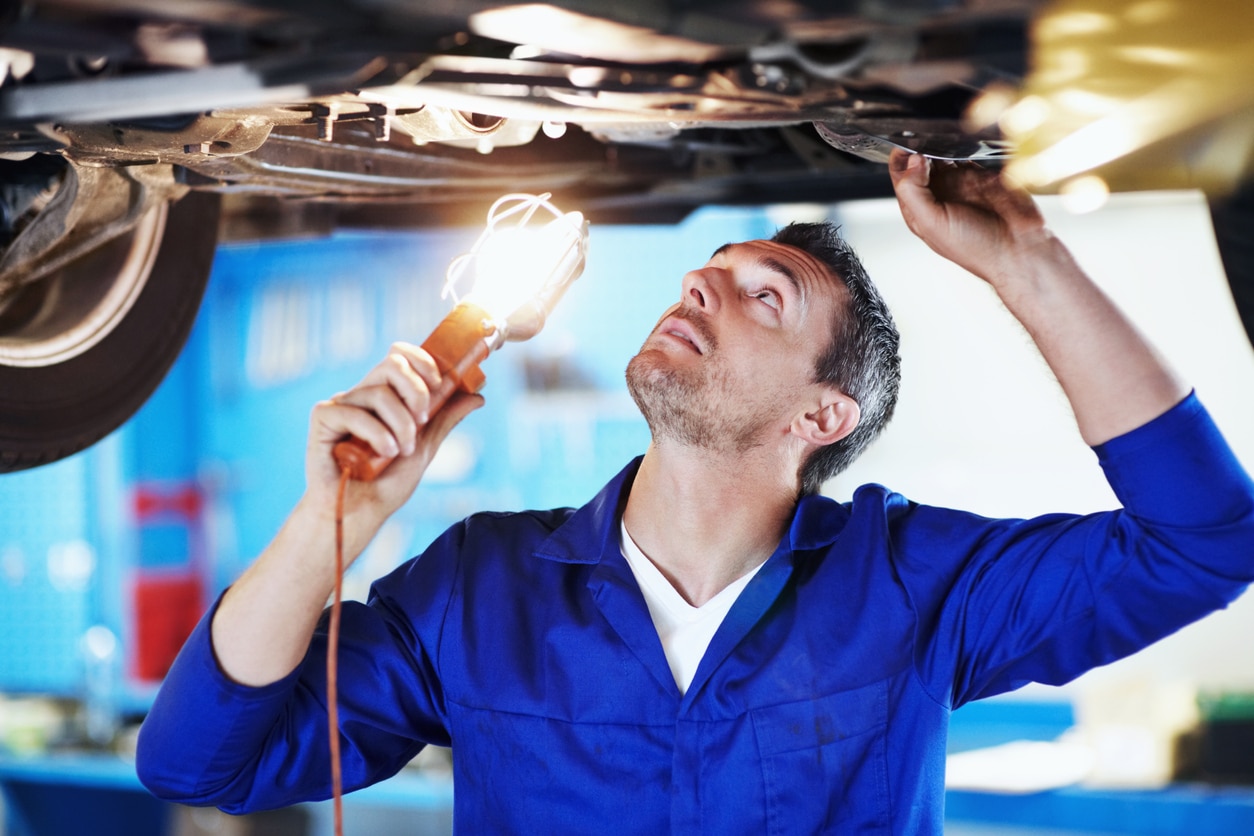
left=770, top=222, right=901, bottom=495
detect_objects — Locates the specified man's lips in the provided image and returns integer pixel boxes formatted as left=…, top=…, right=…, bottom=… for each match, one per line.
left=656, top=316, right=703, bottom=354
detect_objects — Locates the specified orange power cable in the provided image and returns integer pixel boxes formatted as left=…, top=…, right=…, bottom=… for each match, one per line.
left=326, top=312, right=492, bottom=836
left=329, top=467, right=349, bottom=836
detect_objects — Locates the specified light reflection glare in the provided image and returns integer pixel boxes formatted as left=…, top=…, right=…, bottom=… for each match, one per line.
left=1000, top=95, right=1052, bottom=136
left=1059, top=175, right=1111, bottom=214
left=1036, top=11, right=1118, bottom=39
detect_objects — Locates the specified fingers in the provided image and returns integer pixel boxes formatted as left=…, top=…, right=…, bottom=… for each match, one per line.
left=313, top=343, right=450, bottom=463
left=892, top=149, right=1041, bottom=225
left=373, top=389, right=484, bottom=492
left=887, top=150, right=933, bottom=203
left=312, top=396, right=402, bottom=460
left=328, top=385, right=419, bottom=458
left=890, top=149, right=998, bottom=205
left=360, top=343, right=443, bottom=424
left=892, top=151, right=1046, bottom=249
left=888, top=148, right=928, bottom=187
left=888, top=151, right=945, bottom=236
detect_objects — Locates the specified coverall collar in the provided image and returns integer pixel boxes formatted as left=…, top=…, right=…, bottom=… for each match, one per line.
left=530, top=455, right=851, bottom=567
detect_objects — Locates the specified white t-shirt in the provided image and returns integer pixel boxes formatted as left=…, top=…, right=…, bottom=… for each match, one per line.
left=619, top=519, right=765, bottom=695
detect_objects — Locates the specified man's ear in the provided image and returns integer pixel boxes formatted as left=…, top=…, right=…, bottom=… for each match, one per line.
left=791, top=390, right=860, bottom=447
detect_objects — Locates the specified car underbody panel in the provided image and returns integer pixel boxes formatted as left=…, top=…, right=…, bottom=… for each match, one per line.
left=0, top=0, right=1031, bottom=225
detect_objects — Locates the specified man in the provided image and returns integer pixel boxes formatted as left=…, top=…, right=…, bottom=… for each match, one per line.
left=137, top=150, right=1254, bottom=833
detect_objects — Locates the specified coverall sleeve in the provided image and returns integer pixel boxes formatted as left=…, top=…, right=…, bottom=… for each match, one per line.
left=904, top=393, right=1254, bottom=708
left=136, top=521, right=466, bottom=813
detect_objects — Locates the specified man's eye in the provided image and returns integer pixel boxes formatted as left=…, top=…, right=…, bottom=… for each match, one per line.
left=751, top=288, right=781, bottom=309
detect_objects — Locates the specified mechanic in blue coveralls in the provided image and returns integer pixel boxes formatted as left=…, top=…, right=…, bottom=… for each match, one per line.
left=137, top=149, right=1254, bottom=833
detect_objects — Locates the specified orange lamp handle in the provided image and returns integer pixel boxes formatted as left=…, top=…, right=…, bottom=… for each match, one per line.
left=332, top=303, right=493, bottom=482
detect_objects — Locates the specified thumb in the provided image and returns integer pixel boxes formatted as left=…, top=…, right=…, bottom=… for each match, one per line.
left=422, top=391, right=485, bottom=448
left=889, top=149, right=943, bottom=236
left=888, top=148, right=930, bottom=189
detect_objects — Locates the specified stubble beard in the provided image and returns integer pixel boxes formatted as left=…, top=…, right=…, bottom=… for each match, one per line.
left=626, top=346, right=773, bottom=456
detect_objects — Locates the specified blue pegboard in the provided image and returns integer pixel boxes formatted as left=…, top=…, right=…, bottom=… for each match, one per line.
left=0, top=452, right=97, bottom=694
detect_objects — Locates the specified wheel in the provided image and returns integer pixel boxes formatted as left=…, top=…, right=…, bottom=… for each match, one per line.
left=0, top=191, right=221, bottom=472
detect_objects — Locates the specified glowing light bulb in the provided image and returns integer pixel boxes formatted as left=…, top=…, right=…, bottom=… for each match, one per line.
left=444, top=193, right=588, bottom=344
left=465, top=211, right=586, bottom=332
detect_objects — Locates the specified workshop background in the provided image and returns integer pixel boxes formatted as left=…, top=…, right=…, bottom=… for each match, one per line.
left=2, top=191, right=1254, bottom=835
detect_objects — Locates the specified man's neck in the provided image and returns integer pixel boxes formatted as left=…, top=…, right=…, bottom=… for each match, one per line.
left=622, top=442, right=802, bottom=607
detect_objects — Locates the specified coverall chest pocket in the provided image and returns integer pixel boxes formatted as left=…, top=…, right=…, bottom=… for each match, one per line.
left=751, top=679, right=890, bottom=835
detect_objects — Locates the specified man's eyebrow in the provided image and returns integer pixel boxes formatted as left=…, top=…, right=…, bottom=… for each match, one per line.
left=710, top=243, right=803, bottom=299
left=756, top=255, right=802, bottom=298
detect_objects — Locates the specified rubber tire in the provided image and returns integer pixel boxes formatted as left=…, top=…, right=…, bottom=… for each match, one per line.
left=0, top=191, right=221, bottom=472
left=1210, top=181, right=1254, bottom=352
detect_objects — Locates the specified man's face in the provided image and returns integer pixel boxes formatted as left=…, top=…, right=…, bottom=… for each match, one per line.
left=626, top=239, right=844, bottom=453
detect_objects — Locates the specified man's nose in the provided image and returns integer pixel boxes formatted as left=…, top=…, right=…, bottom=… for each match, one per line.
left=680, top=267, right=723, bottom=312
